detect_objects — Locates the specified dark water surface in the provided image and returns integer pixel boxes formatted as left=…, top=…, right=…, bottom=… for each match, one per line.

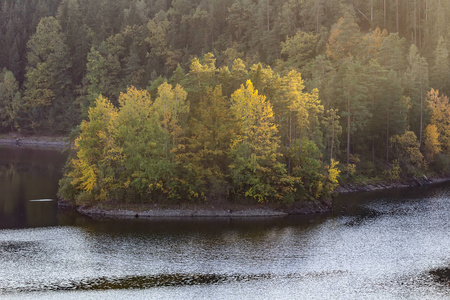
left=1, top=147, right=450, bottom=299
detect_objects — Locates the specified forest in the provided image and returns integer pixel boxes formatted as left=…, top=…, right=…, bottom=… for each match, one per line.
left=2, top=0, right=450, bottom=205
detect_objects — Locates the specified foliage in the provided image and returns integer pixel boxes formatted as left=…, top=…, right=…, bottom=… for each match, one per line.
left=423, top=124, right=441, bottom=162
left=426, top=89, right=450, bottom=154
left=4, top=0, right=450, bottom=205
left=383, top=160, right=401, bottom=180
left=0, top=69, right=21, bottom=131
left=60, top=85, right=189, bottom=204
left=229, top=80, right=286, bottom=203
left=390, top=131, right=425, bottom=174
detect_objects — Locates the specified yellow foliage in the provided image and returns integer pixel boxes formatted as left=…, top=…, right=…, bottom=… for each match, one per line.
left=363, top=27, right=388, bottom=60
left=327, top=159, right=340, bottom=186
left=423, top=124, right=441, bottom=161
left=390, top=131, right=424, bottom=169
left=426, top=89, right=450, bottom=153
left=384, top=160, right=401, bottom=180
left=326, top=15, right=362, bottom=61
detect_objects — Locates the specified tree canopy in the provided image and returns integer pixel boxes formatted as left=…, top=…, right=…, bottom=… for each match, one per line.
left=1, top=0, right=450, bottom=204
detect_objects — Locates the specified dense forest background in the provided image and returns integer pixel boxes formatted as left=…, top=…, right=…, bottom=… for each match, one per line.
left=2, top=0, right=450, bottom=204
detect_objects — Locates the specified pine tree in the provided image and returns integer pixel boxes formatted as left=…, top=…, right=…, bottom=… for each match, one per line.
left=405, top=44, right=429, bottom=147
left=430, top=36, right=450, bottom=95
left=0, top=69, right=21, bottom=131
left=23, top=17, right=73, bottom=133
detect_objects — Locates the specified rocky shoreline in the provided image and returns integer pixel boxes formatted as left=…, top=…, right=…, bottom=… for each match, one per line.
left=64, top=176, right=450, bottom=219
left=335, top=175, right=449, bottom=193
left=59, top=197, right=333, bottom=219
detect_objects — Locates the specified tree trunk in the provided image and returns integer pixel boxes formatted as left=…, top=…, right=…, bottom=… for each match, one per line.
left=288, top=111, right=292, bottom=175
left=419, top=87, right=423, bottom=149
left=371, top=0, right=373, bottom=22
left=414, top=0, right=417, bottom=46
left=384, top=0, right=387, bottom=28
left=386, top=110, right=390, bottom=164
left=396, top=0, right=399, bottom=32
left=315, top=0, right=320, bottom=33
left=347, top=97, right=351, bottom=165
left=298, top=129, right=302, bottom=167
left=330, top=124, right=335, bottom=163
left=372, top=137, right=375, bottom=163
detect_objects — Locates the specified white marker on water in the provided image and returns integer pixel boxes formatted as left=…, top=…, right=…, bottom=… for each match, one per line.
left=29, top=199, right=54, bottom=202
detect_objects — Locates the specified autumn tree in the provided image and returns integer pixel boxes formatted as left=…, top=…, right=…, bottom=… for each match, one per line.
left=229, top=79, right=287, bottom=203
left=282, top=70, right=323, bottom=172
left=426, top=88, right=450, bottom=154
left=153, top=82, right=189, bottom=161
left=423, top=124, right=441, bottom=162
left=326, top=12, right=363, bottom=62
left=390, top=131, right=424, bottom=174
left=58, top=95, right=118, bottom=204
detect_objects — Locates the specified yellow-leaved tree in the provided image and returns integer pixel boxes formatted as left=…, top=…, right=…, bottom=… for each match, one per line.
left=426, top=89, right=450, bottom=154
left=229, top=80, right=288, bottom=203
left=59, top=95, right=119, bottom=204
left=423, top=124, right=441, bottom=162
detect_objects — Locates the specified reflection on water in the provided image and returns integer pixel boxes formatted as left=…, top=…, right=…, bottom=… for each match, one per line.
left=0, top=146, right=67, bottom=229
left=3, top=273, right=284, bottom=293
left=1, top=147, right=450, bottom=299
left=431, top=268, right=450, bottom=286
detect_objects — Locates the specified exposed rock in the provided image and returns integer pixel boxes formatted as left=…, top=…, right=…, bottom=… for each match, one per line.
left=337, top=177, right=449, bottom=194
left=285, top=198, right=332, bottom=215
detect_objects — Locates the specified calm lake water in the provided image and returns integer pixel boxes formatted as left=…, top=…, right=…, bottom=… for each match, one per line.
left=1, top=146, right=450, bottom=299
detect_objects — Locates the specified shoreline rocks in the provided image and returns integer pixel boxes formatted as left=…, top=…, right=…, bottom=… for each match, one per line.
left=335, top=176, right=444, bottom=194
left=76, top=205, right=289, bottom=218
left=61, top=176, right=450, bottom=220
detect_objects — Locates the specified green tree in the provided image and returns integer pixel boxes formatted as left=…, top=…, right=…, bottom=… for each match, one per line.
left=430, top=36, right=450, bottom=95
left=334, top=60, right=371, bottom=166
left=57, top=0, right=92, bottom=86
left=176, top=86, right=233, bottom=200
left=0, top=69, right=21, bottom=131
left=377, top=32, right=406, bottom=75
left=282, top=70, right=323, bottom=172
left=153, top=82, right=189, bottom=161
left=280, top=30, right=318, bottom=72
left=22, top=16, right=73, bottom=133
left=405, top=44, right=429, bottom=147
left=322, top=108, right=342, bottom=162
left=114, top=87, right=173, bottom=202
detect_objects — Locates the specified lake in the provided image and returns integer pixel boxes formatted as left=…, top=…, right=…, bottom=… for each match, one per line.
left=0, top=146, right=449, bottom=299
